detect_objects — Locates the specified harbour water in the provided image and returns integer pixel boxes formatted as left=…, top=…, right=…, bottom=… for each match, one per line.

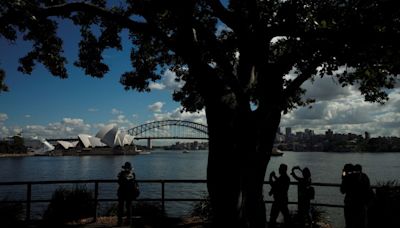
left=0, top=150, right=399, bottom=227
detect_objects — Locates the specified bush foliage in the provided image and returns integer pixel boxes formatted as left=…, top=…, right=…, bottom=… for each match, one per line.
left=368, top=181, right=400, bottom=228
left=43, top=185, right=95, bottom=225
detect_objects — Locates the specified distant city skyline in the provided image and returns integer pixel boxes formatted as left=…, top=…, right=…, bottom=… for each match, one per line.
left=1, top=20, right=399, bottom=139
left=279, top=126, right=373, bottom=137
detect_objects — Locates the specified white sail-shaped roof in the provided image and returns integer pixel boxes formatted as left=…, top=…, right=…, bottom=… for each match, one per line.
left=115, top=132, right=125, bottom=147
left=96, top=124, right=119, bottom=147
left=122, top=134, right=134, bottom=145
left=78, top=134, right=92, bottom=148
left=88, top=136, right=106, bottom=147
left=113, top=132, right=134, bottom=147
left=95, top=124, right=115, bottom=139
left=42, top=140, right=55, bottom=152
left=57, top=140, right=79, bottom=149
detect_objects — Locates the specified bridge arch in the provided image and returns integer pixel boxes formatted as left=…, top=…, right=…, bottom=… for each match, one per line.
left=127, top=120, right=208, bottom=140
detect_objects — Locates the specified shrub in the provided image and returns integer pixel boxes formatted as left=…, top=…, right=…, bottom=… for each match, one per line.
left=310, top=207, right=331, bottom=228
left=368, top=181, right=400, bottom=228
left=43, top=185, right=95, bottom=225
left=191, top=194, right=213, bottom=222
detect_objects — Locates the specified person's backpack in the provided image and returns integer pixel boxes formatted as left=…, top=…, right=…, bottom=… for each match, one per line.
left=132, top=180, right=140, bottom=198
left=306, top=186, right=315, bottom=200
left=127, top=179, right=140, bottom=199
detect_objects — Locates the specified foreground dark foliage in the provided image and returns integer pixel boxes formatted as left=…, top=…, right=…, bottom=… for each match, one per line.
left=42, top=185, right=95, bottom=225
left=0, top=198, right=25, bottom=228
left=191, top=194, right=214, bottom=223
left=368, top=181, right=400, bottom=228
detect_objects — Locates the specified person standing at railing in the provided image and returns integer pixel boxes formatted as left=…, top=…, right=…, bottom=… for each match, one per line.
left=269, top=163, right=291, bottom=227
left=340, top=163, right=372, bottom=228
left=291, top=166, right=314, bottom=227
left=117, top=161, right=138, bottom=226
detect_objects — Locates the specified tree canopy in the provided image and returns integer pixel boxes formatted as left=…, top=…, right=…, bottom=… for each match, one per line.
left=1, top=0, right=399, bottom=107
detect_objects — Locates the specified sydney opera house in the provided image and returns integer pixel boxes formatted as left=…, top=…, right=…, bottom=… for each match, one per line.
left=53, top=124, right=137, bottom=155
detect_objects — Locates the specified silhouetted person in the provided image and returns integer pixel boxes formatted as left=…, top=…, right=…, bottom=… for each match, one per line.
left=117, top=162, right=137, bottom=226
left=291, top=166, right=313, bottom=227
left=269, top=163, right=291, bottom=227
left=341, top=163, right=371, bottom=228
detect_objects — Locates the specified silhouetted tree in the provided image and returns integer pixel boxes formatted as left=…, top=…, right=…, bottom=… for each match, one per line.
left=1, top=1, right=400, bottom=227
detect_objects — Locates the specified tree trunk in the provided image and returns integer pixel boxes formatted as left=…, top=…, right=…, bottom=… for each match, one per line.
left=205, top=97, right=281, bottom=228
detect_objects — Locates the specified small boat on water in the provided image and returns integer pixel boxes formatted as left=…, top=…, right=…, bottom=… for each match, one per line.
left=137, top=150, right=151, bottom=155
left=182, top=150, right=190, bottom=153
left=271, top=147, right=284, bottom=156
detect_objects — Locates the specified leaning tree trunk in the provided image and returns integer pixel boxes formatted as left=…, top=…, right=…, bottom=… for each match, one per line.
left=205, top=96, right=281, bottom=228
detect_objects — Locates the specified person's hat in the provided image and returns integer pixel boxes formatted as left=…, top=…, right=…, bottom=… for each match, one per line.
left=122, top=162, right=132, bottom=170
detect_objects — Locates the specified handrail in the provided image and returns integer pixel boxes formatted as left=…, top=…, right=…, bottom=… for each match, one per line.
left=0, top=179, right=353, bottom=222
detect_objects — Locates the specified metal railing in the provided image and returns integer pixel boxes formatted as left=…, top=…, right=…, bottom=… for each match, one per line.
left=0, top=179, right=345, bottom=221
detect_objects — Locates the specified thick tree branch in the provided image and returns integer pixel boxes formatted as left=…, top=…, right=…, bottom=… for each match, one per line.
left=41, top=2, right=148, bottom=32
left=282, top=72, right=312, bottom=102
left=208, top=0, right=237, bottom=31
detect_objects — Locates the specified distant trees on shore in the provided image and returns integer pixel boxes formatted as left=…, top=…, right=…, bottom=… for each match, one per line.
left=278, top=135, right=400, bottom=152
left=0, top=136, right=27, bottom=154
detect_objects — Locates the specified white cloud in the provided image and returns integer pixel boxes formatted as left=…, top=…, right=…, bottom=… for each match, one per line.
left=88, top=108, right=98, bottom=112
left=163, top=70, right=184, bottom=90
left=302, top=76, right=352, bottom=101
left=153, top=107, right=206, bottom=125
left=149, top=70, right=185, bottom=92
left=281, top=83, right=400, bottom=137
left=13, top=118, right=92, bottom=139
left=148, top=82, right=166, bottom=90
left=0, top=113, right=8, bottom=122
left=111, top=108, right=123, bottom=115
left=148, top=102, right=164, bottom=113
left=24, top=114, right=31, bottom=118
left=110, top=115, right=129, bottom=124
left=62, top=118, right=85, bottom=125
left=0, top=126, right=9, bottom=137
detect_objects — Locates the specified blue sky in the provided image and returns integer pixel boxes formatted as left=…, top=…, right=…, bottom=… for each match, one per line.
left=0, top=19, right=203, bottom=139
left=1, top=8, right=400, bottom=140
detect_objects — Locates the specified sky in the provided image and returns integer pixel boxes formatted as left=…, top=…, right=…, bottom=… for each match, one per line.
left=1, top=13, right=400, bottom=140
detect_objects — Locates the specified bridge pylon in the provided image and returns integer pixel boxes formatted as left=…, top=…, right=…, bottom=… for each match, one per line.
left=147, top=138, right=152, bottom=149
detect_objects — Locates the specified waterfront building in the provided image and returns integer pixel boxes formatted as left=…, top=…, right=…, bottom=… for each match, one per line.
left=54, top=124, right=136, bottom=154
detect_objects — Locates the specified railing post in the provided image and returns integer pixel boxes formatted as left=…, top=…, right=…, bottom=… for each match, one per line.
left=26, top=183, right=32, bottom=222
left=297, top=183, right=300, bottom=212
left=161, top=180, right=165, bottom=211
left=93, top=181, right=99, bottom=222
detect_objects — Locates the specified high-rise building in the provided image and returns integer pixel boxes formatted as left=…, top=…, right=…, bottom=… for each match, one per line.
left=365, top=132, right=370, bottom=140
left=285, top=127, right=292, bottom=138
left=305, top=129, right=314, bottom=136
left=325, top=129, right=333, bottom=138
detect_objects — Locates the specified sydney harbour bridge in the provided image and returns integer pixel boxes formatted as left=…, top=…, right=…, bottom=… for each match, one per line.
left=127, top=120, right=208, bottom=149
left=46, top=120, right=208, bottom=149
